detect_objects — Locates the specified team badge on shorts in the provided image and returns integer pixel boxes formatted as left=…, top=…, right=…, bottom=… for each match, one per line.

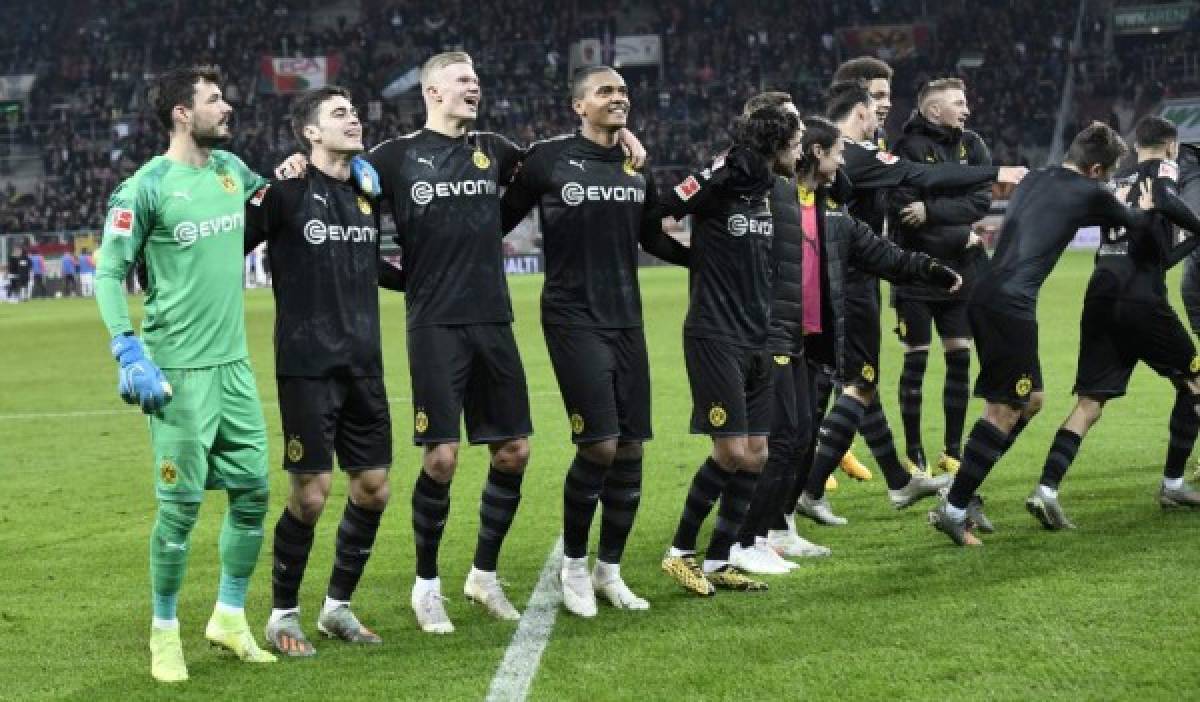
left=160, top=459, right=177, bottom=485
left=1191, top=356, right=1200, bottom=374
left=414, top=409, right=430, bottom=434
left=570, top=413, right=585, bottom=435
left=473, top=150, right=491, bottom=170
left=774, top=355, right=791, bottom=366
left=623, top=159, right=638, bottom=176
left=357, top=195, right=372, bottom=215
left=897, top=318, right=908, bottom=339
left=286, top=437, right=304, bottom=462
left=708, top=404, right=728, bottom=429
left=861, top=363, right=876, bottom=383
left=218, top=172, right=238, bottom=194
left=1015, top=375, right=1033, bottom=398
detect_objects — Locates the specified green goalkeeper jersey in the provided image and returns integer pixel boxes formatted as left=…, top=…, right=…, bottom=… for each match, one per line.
left=96, top=150, right=267, bottom=368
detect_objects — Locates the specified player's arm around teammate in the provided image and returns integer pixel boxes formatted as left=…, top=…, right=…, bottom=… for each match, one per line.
left=928, top=123, right=1180, bottom=546
left=246, top=87, right=394, bottom=656
left=1027, top=117, right=1200, bottom=528
left=356, top=52, right=538, bottom=633
left=500, top=66, right=686, bottom=617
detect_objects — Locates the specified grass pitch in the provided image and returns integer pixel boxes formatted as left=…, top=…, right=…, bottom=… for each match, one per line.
left=2, top=252, right=1198, bottom=701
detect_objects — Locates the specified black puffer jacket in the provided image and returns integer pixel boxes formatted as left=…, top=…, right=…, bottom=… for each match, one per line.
left=805, top=176, right=958, bottom=380
left=888, top=111, right=993, bottom=301
left=767, top=175, right=805, bottom=354
left=1175, top=144, right=1200, bottom=332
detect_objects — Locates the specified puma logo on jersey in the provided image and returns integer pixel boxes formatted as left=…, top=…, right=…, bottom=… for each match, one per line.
left=417, top=156, right=436, bottom=169
left=312, top=193, right=328, bottom=206
left=171, top=191, right=192, bottom=200
left=569, top=159, right=586, bottom=171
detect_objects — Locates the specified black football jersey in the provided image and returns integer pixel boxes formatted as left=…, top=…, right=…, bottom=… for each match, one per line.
left=245, top=168, right=394, bottom=377
left=973, top=167, right=1155, bottom=319
left=1090, top=158, right=1200, bottom=302
left=368, top=129, right=523, bottom=329
left=501, top=133, right=688, bottom=328
left=659, top=147, right=776, bottom=348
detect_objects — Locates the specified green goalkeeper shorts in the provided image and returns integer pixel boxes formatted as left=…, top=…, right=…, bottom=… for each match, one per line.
left=149, top=359, right=268, bottom=502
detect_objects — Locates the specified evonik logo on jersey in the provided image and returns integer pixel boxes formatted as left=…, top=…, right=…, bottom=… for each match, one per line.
left=560, top=183, right=645, bottom=207
left=303, top=220, right=378, bottom=245
left=173, top=212, right=244, bottom=248
left=410, top=179, right=497, bottom=205
left=727, top=214, right=772, bottom=237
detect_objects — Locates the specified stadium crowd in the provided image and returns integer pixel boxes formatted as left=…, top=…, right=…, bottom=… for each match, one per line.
left=0, top=0, right=1083, bottom=239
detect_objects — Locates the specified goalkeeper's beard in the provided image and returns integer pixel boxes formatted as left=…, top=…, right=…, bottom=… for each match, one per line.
left=193, top=125, right=232, bottom=149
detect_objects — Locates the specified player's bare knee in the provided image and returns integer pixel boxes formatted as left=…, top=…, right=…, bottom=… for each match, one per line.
left=579, top=438, right=618, bottom=466
left=711, top=438, right=746, bottom=472
left=349, top=469, right=391, bottom=511
left=1026, top=392, right=1045, bottom=417
left=743, top=437, right=769, bottom=473
left=845, top=384, right=875, bottom=406
left=983, top=402, right=1023, bottom=431
left=423, top=443, right=459, bottom=483
left=490, top=438, right=530, bottom=473
left=902, top=343, right=931, bottom=353
left=615, top=441, right=643, bottom=462
left=288, top=473, right=331, bottom=523
left=288, top=490, right=327, bottom=524
left=1077, top=397, right=1105, bottom=427
left=942, top=337, right=972, bottom=352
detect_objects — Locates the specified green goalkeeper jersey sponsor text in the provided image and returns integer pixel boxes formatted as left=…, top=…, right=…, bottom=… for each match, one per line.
left=96, top=150, right=267, bottom=368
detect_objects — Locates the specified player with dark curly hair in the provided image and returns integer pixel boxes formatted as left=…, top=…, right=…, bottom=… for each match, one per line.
left=657, top=105, right=805, bottom=595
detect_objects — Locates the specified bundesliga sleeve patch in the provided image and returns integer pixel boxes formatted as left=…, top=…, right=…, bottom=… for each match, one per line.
left=674, top=176, right=702, bottom=201
left=876, top=151, right=899, bottom=165
left=1159, top=161, right=1179, bottom=182
left=106, top=207, right=134, bottom=237
left=249, top=185, right=270, bottom=206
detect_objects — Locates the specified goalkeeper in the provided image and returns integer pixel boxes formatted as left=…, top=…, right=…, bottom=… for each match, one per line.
left=95, top=66, right=276, bottom=683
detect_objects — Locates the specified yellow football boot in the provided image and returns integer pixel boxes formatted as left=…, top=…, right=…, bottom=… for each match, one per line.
left=661, top=554, right=715, bottom=596
left=840, top=448, right=872, bottom=481
left=205, top=610, right=277, bottom=663
left=936, top=452, right=961, bottom=476
left=149, top=626, right=188, bottom=683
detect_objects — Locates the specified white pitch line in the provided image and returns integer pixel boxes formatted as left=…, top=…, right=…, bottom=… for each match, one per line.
left=0, top=391, right=562, bottom=421
left=485, top=536, right=563, bottom=702
left=0, top=408, right=136, bottom=420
